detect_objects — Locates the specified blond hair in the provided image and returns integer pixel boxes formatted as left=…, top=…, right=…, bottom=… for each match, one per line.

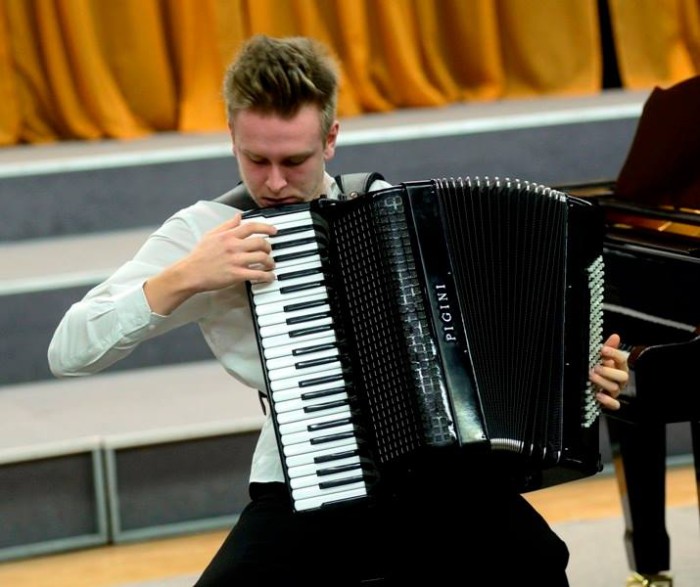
left=223, top=35, right=339, bottom=137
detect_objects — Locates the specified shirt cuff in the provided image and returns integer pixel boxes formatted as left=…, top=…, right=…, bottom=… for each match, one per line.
left=113, top=282, right=168, bottom=339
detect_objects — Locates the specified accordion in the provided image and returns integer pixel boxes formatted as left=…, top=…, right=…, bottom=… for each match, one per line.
left=243, top=177, right=606, bottom=512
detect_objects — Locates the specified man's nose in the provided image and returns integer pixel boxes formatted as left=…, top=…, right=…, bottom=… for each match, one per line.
left=266, top=165, right=287, bottom=193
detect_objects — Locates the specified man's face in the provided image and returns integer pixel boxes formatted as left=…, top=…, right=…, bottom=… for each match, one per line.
left=230, top=104, right=339, bottom=208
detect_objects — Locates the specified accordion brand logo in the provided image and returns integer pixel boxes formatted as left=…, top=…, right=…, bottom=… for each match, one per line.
left=435, top=283, right=457, bottom=342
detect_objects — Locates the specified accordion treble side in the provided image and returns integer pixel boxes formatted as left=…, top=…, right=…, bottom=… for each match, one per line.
left=244, top=177, right=606, bottom=512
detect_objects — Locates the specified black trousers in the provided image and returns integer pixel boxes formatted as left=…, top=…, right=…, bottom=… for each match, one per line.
left=194, top=459, right=570, bottom=586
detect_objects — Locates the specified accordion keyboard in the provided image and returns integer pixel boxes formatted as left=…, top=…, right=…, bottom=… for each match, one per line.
left=246, top=208, right=375, bottom=511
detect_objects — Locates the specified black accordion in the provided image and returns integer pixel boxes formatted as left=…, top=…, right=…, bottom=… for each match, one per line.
left=243, top=177, right=606, bottom=512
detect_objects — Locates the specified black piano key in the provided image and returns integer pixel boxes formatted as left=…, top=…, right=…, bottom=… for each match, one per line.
left=295, top=356, right=339, bottom=369
left=284, top=299, right=328, bottom=313
left=280, top=281, right=325, bottom=295
left=318, top=475, right=366, bottom=490
left=277, top=267, right=323, bottom=281
left=301, top=385, right=346, bottom=399
left=299, top=373, right=344, bottom=387
left=275, top=250, right=318, bottom=263
left=308, top=417, right=352, bottom=432
left=314, top=449, right=360, bottom=464
left=303, top=399, right=349, bottom=413
left=310, top=431, right=355, bottom=445
left=293, top=343, right=337, bottom=356
left=275, top=225, right=312, bottom=237
left=290, top=325, right=333, bottom=338
left=317, top=463, right=363, bottom=476
left=287, top=311, right=332, bottom=325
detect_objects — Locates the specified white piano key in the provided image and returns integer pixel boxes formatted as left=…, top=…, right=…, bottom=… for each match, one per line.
left=273, top=257, right=322, bottom=275
left=281, top=422, right=355, bottom=447
left=253, top=290, right=327, bottom=318
left=271, top=241, right=318, bottom=260
left=291, top=479, right=368, bottom=502
left=269, top=260, right=324, bottom=291
left=266, top=346, right=338, bottom=370
left=251, top=269, right=323, bottom=295
left=278, top=408, right=352, bottom=435
left=275, top=401, right=349, bottom=425
left=263, top=334, right=337, bottom=360
left=269, top=227, right=316, bottom=246
left=260, top=323, right=334, bottom=350
left=273, top=390, right=348, bottom=414
left=243, top=210, right=313, bottom=227
left=257, top=302, right=330, bottom=328
left=272, top=213, right=314, bottom=228
left=273, top=254, right=323, bottom=272
left=282, top=432, right=357, bottom=457
left=289, top=464, right=365, bottom=490
left=260, top=315, right=333, bottom=339
left=287, top=453, right=362, bottom=479
left=268, top=358, right=342, bottom=382
left=294, top=485, right=369, bottom=511
left=269, top=366, right=344, bottom=392
left=270, top=374, right=346, bottom=400
left=253, top=284, right=329, bottom=307
left=285, top=443, right=360, bottom=469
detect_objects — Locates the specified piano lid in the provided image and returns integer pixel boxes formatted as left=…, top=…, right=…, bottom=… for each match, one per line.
left=614, top=75, right=700, bottom=212
left=561, top=75, right=700, bottom=256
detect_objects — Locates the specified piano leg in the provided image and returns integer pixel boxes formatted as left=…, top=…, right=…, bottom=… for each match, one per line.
left=606, top=416, right=670, bottom=576
left=693, top=421, right=700, bottom=512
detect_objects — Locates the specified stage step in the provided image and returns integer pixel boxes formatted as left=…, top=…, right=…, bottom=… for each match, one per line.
left=0, top=361, right=265, bottom=561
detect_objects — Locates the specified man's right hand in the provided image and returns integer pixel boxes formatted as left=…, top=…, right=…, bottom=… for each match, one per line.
left=144, top=213, right=277, bottom=315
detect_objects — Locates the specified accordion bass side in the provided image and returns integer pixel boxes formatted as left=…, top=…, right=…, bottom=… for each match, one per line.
left=244, top=177, right=606, bottom=512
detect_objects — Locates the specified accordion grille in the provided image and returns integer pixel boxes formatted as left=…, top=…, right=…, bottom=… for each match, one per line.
left=327, top=201, right=426, bottom=464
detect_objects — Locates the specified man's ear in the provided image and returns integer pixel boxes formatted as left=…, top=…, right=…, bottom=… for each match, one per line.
left=324, top=120, right=340, bottom=160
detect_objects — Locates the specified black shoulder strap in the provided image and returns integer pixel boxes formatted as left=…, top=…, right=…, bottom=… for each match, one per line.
left=334, top=171, right=385, bottom=198
left=213, top=182, right=258, bottom=211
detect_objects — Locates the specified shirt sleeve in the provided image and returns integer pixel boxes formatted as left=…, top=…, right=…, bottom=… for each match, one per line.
left=47, top=211, right=212, bottom=377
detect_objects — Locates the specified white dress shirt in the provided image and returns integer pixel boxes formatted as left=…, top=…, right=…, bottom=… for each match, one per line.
left=48, top=172, right=391, bottom=484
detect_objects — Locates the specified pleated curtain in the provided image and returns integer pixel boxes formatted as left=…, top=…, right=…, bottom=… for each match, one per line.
left=0, top=0, right=698, bottom=146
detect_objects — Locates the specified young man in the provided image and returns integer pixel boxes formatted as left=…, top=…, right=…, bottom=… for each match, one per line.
left=48, top=35, right=628, bottom=586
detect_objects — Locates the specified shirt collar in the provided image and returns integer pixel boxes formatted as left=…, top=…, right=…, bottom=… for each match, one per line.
left=323, top=172, right=341, bottom=200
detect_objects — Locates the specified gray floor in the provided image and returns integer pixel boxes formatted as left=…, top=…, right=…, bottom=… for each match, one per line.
left=558, top=505, right=700, bottom=587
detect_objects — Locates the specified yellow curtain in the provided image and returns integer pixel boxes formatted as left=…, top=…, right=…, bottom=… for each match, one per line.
left=164, top=0, right=228, bottom=131
left=609, top=0, right=700, bottom=88
left=0, top=4, right=19, bottom=145
left=0, top=0, right=698, bottom=146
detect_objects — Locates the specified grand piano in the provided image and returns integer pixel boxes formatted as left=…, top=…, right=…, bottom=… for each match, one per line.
left=558, top=75, right=700, bottom=587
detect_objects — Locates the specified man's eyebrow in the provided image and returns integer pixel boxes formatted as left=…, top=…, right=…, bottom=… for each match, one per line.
left=240, top=148, right=265, bottom=159
left=242, top=148, right=315, bottom=162
left=283, top=152, right=313, bottom=162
